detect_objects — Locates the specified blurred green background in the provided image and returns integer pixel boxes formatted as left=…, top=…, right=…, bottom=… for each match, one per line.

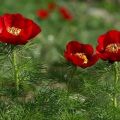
left=1, top=0, right=120, bottom=120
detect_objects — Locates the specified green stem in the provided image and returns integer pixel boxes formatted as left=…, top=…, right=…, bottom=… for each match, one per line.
left=113, top=62, right=119, bottom=108
left=67, top=66, right=77, bottom=91
left=12, top=50, right=19, bottom=91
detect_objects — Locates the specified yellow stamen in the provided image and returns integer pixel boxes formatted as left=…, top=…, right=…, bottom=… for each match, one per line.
left=105, top=43, right=120, bottom=53
left=7, top=27, right=21, bottom=36
left=75, top=53, right=88, bottom=64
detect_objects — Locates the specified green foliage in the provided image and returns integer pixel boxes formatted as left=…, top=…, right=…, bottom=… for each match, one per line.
left=0, top=88, right=86, bottom=120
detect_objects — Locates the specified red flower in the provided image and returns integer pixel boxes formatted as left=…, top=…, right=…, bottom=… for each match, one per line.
left=48, top=2, right=56, bottom=11
left=0, top=13, right=41, bottom=45
left=64, top=41, right=99, bottom=68
left=59, top=7, right=73, bottom=21
left=96, top=30, right=120, bottom=62
left=37, top=9, right=49, bottom=20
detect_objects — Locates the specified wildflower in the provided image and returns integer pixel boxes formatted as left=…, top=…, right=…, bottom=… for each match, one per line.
left=96, top=30, right=120, bottom=61
left=64, top=41, right=99, bottom=68
left=0, top=13, right=41, bottom=45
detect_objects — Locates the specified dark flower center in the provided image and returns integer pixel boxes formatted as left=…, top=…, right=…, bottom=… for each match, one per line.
left=105, top=43, right=120, bottom=53
left=74, top=53, right=88, bottom=64
left=7, top=27, right=21, bottom=36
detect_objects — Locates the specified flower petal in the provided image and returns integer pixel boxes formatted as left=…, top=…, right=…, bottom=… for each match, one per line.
left=96, top=34, right=105, bottom=52
left=81, top=44, right=94, bottom=56
left=104, top=30, right=120, bottom=47
left=66, top=41, right=82, bottom=54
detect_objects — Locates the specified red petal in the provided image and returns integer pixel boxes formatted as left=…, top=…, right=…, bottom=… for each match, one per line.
left=66, top=41, right=82, bottom=54
left=2, top=13, right=13, bottom=28
left=81, top=44, right=94, bottom=56
left=20, top=18, right=41, bottom=43
left=87, top=54, right=99, bottom=67
left=64, top=51, right=71, bottom=62
left=29, top=20, right=41, bottom=39
left=3, top=13, right=24, bottom=28
left=64, top=50, right=85, bottom=67
left=100, top=52, right=120, bottom=62
left=104, top=30, right=120, bottom=47
left=71, top=55, right=84, bottom=66
left=0, top=17, right=4, bottom=34
left=96, top=34, right=105, bottom=52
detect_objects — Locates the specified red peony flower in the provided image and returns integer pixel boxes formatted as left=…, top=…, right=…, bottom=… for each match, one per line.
left=64, top=41, right=99, bottom=68
left=37, top=9, right=49, bottom=20
left=0, top=13, right=41, bottom=45
left=59, top=7, right=73, bottom=21
left=96, top=30, right=120, bottom=62
left=48, top=2, right=56, bottom=11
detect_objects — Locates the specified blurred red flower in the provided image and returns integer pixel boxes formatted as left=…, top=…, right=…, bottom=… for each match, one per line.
left=96, top=30, right=120, bottom=62
left=0, top=13, right=41, bottom=45
left=37, top=9, right=49, bottom=20
left=48, top=2, right=56, bottom=11
left=59, top=7, right=73, bottom=21
left=64, top=41, right=99, bottom=68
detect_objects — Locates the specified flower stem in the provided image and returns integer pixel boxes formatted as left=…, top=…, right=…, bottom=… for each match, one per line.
left=12, top=49, right=19, bottom=91
left=113, top=62, right=119, bottom=108
left=67, top=66, right=77, bottom=91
